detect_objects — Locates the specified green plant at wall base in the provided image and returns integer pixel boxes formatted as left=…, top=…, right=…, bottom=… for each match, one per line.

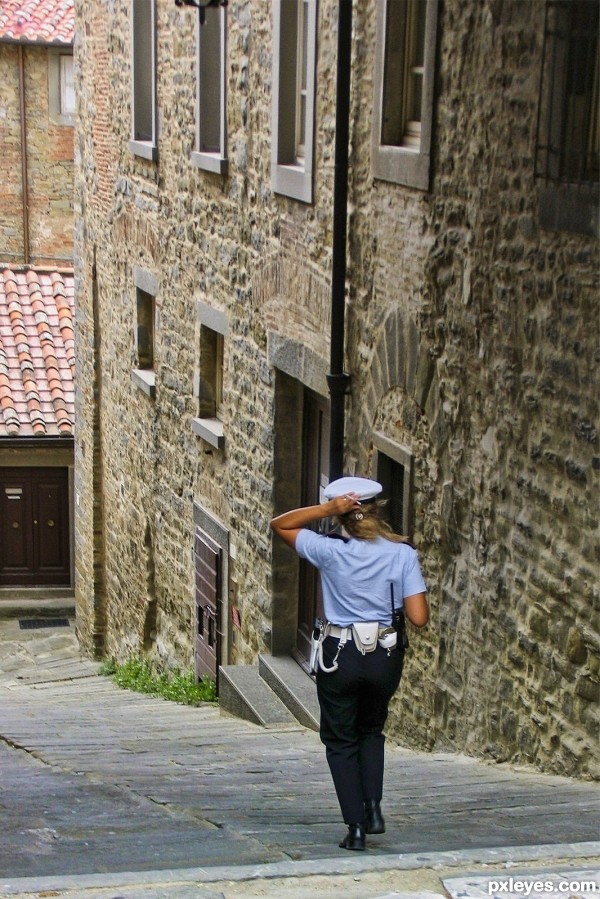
left=98, top=658, right=217, bottom=705
left=98, top=659, right=117, bottom=676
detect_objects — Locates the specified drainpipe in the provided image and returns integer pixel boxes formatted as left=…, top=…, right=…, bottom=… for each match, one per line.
left=91, top=246, right=107, bottom=657
left=17, top=44, right=30, bottom=265
left=327, top=0, right=352, bottom=481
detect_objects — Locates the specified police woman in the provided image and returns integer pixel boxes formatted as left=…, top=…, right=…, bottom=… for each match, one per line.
left=270, top=476, right=429, bottom=851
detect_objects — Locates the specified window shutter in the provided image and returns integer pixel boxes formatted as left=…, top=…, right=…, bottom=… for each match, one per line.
left=194, top=527, right=221, bottom=682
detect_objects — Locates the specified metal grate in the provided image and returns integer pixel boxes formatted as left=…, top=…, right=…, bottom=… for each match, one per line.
left=535, top=0, right=599, bottom=187
left=19, top=618, right=70, bottom=630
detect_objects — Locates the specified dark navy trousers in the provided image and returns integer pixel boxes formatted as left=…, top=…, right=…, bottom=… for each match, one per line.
left=316, top=635, right=405, bottom=825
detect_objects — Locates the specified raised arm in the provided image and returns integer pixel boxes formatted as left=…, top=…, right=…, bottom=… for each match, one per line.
left=270, top=493, right=361, bottom=549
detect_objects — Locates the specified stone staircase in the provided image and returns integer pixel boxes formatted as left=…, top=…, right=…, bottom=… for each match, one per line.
left=219, top=654, right=320, bottom=730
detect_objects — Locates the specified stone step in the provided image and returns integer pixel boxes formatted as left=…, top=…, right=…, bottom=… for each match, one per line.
left=258, top=654, right=320, bottom=731
left=218, top=664, right=297, bottom=727
left=0, top=591, right=76, bottom=619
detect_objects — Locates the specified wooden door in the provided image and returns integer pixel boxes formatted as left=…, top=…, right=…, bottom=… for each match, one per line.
left=295, top=390, right=330, bottom=666
left=0, top=467, right=70, bottom=586
left=194, top=527, right=221, bottom=684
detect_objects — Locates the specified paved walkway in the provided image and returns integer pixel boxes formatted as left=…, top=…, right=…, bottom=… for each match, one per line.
left=0, top=614, right=598, bottom=898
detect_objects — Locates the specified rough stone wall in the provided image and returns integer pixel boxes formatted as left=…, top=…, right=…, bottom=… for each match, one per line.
left=74, top=0, right=340, bottom=670
left=0, top=43, right=74, bottom=265
left=347, top=0, right=599, bottom=777
left=74, top=0, right=598, bottom=778
left=0, top=44, right=24, bottom=260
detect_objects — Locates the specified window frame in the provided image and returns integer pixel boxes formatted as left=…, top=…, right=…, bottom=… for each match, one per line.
left=535, top=0, right=599, bottom=236
left=48, top=50, right=75, bottom=126
left=271, top=0, right=318, bottom=203
left=131, top=266, right=158, bottom=398
left=59, top=54, right=76, bottom=117
left=129, top=0, right=158, bottom=162
left=371, top=0, right=438, bottom=191
left=191, top=4, right=228, bottom=175
left=198, top=327, right=224, bottom=418
left=294, top=0, right=310, bottom=162
left=373, top=432, right=414, bottom=538
left=192, top=302, right=228, bottom=450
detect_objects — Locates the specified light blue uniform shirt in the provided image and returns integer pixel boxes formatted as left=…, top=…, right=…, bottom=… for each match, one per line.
left=295, top=530, right=427, bottom=627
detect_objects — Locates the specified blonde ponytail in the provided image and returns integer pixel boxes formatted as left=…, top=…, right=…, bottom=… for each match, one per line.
left=335, top=500, right=408, bottom=544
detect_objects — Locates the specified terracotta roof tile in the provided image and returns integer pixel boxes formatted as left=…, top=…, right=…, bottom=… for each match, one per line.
left=0, top=0, right=74, bottom=46
left=0, top=266, right=75, bottom=438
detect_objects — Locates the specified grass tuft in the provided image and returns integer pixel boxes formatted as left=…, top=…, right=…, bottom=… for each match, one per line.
left=98, top=657, right=217, bottom=705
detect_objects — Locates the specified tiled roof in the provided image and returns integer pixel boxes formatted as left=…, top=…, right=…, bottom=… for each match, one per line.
left=0, top=267, right=75, bottom=438
left=0, top=0, right=74, bottom=46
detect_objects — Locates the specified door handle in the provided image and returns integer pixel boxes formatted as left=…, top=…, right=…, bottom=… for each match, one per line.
left=47, top=520, right=55, bottom=528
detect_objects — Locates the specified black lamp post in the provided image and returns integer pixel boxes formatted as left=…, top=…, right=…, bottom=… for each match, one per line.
left=174, top=0, right=227, bottom=26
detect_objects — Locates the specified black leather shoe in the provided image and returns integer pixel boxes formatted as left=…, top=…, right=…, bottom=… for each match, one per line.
left=364, top=799, right=385, bottom=834
left=339, top=823, right=366, bottom=850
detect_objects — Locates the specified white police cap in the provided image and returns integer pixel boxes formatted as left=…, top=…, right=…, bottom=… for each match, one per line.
left=324, top=476, right=383, bottom=502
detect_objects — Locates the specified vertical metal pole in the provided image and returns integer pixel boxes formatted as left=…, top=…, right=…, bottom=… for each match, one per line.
left=327, top=0, right=353, bottom=481
left=18, top=45, right=30, bottom=265
left=91, top=247, right=107, bottom=657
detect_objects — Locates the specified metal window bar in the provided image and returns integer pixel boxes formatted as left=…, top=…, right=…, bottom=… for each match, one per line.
left=535, top=0, right=599, bottom=187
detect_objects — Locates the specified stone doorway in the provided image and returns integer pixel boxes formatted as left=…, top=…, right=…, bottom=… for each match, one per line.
left=295, top=388, right=330, bottom=669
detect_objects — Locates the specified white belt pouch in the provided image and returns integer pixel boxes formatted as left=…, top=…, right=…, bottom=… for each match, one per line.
left=313, top=621, right=381, bottom=674
left=351, top=621, right=379, bottom=654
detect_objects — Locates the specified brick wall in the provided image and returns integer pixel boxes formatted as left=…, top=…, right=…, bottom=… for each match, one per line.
left=0, top=43, right=74, bottom=265
left=74, top=0, right=599, bottom=778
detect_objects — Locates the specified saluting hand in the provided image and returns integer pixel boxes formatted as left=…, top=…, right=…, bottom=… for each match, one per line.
left=270, top=492, right=362, bottom=549
left=328, top=492, right=362, bottom=517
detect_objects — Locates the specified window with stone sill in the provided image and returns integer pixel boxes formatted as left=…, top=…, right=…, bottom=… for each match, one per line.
left=132, top=286, right=156, bottom=398
left=199, top=326, right=223, bottom=418
left=129, top=0, right=158, bottom=162
left=192, top=302, right=228, bottom=450
left=131, top=267, right=158, bottom=399
left=535, top=0, right=599, bottom=236
left=373, top=432, right=414, bottom=539
left=271, top=0, right=317, bottom=203
left=191, top=4, right=227, bottom=175
left=372, top=0, right=438, bottom=191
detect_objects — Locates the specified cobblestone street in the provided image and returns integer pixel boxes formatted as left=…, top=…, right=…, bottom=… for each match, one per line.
left=0, top=613, right=598, bottom=898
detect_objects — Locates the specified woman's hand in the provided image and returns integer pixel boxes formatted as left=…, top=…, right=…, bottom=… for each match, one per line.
left=327, top=492, right=361, bottom=517
left=270, top=493, right=361, bottom=549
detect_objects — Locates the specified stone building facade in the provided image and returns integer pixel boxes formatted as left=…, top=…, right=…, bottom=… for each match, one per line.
left=0, top=2, right=76, bottom=591
left=74, top=0, right=599, bottom=778
left=0, top=0, right=75, bottom=266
